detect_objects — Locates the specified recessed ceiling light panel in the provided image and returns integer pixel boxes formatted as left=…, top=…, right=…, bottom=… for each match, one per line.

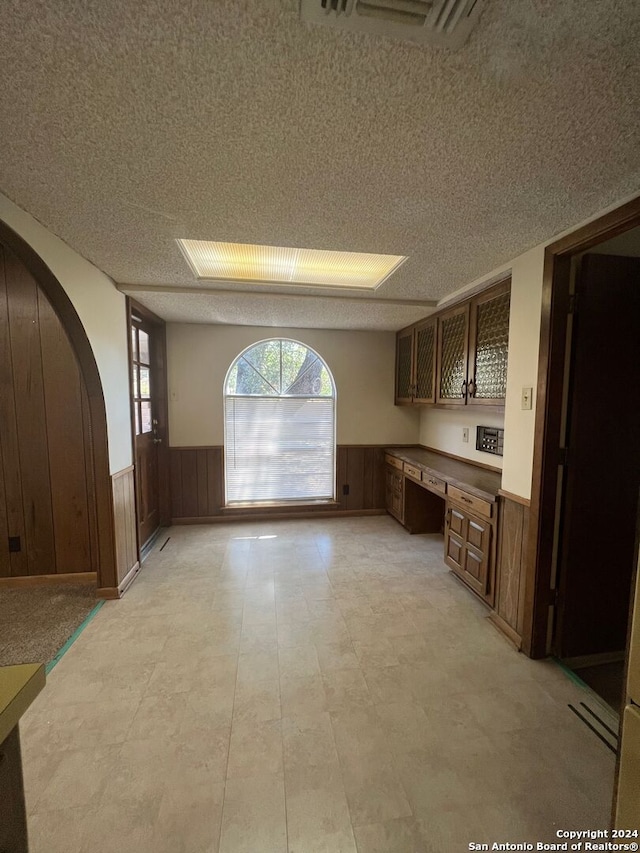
left=177, top=240, right=407, bottom=290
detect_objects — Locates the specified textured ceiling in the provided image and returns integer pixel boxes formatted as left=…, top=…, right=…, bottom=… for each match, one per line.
left=0, top=0, right=639, bottom=330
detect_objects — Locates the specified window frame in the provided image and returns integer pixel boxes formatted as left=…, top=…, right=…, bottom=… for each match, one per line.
left=223, top=338, right=337, bottom=507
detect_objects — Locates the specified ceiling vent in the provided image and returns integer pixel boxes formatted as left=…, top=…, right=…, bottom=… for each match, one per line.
left=300, top=0, right=483, bottom=49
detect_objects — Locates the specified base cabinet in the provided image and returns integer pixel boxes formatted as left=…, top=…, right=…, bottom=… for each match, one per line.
left=385, top=465, right=404, bottom=524
left=445, top=501, right=494, bottom=605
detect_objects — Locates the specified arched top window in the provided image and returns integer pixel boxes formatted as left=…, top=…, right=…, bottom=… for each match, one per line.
left=224, top=339, right=336, bottom=505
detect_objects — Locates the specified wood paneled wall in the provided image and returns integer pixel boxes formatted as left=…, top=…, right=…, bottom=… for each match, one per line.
left=0, top=244, right=95, bottom=578
left=169, top=446, right=386, bottom=521
left=491, top=493, right=530, bottom=646
left=108, top=466, right=139, bottom=596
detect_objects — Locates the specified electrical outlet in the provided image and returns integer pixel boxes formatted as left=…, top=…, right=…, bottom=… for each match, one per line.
left=462, top=427, right=469, bottom=443
left=170, top=389, right=179, bottom=402
left=521, top=387, right=533, bottom=410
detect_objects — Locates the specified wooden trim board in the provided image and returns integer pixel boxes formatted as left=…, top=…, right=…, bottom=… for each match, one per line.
left=0, top=572, right=96, bottom=589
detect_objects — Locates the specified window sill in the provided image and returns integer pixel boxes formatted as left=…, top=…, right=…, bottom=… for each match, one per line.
left=222, top=499, right=340, bottom=514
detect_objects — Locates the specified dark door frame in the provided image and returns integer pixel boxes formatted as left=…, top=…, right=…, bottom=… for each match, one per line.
left=126, top=297, right=170, bottom=556
left=0, top=220, right=118, bottom=590
left=522, top=195, right=640, bottom=659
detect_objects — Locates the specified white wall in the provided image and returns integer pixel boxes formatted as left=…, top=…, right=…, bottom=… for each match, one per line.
left=0, top=193, right=132, bottom=473
left=167, top=324, right=420, bottom=447
left=419, top=408, right=505, bottom=469
left=501, top=247, right=545, bottom=497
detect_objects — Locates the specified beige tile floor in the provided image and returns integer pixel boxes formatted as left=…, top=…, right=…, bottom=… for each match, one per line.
left=20, top=516, right=615, bottom=853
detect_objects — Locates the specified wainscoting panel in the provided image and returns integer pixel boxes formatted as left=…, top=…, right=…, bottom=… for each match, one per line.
left=169, top=446, right=386, bottom=521
left=337, top=446, right=386, bottom=511
left=0, top=244, right=94, bottom=578
left=493, top=493, right=530, bottom=644
left=110, top=466, right=138, bottom=592
left=170, top=447, right=224, bottom=519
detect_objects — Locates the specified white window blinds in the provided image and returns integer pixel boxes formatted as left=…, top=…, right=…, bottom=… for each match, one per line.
left=224, top=340, right=336, bottom=505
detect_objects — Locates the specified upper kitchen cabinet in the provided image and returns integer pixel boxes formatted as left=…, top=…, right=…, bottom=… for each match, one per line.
left=396, top=278, right=511, bottom=408
left=394, top=317, right=437, bottom=405
left=435, top=302, right=470, bottom=406
left=467, top=279, right=511, bottom=406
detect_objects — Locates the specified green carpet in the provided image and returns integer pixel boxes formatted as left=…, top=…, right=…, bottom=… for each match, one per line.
left=0, top=584, right=101, bottom=667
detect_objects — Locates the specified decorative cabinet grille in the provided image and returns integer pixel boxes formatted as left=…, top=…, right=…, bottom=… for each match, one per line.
left=468, top=284, right=510, bottom=404
left=436, top=304, right=469, bottom=405
left=395, top=329, right=413, bottom=403
left=396, top=278, right=511, bottom=409
left=414, top=320, right=436, bottom=401
left=394, top=317, right=436, bottom=405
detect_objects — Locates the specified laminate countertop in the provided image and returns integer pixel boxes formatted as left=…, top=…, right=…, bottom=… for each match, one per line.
left=385, top=447, right=502, bottom=502
left=0, top=664, right=45, bottom=744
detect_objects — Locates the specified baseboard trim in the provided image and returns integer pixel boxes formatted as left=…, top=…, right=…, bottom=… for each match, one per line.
left=96, top=561, right=140, bottom=600
left=96, top=586, right=120, bottom=600
left=0, top=572, right=96, bottom=588
left=172, top=509, right=386, bottom=525
left=118, top=561, right=141, bottom=596
left=140, top=528, right=164, bottom=563
left=488, top=612, right=522, bottom=650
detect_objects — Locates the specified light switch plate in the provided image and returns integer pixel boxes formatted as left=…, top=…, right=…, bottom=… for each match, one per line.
left=521, top=387, right=533, bottom=410
left=462, top=427, right=469, bottom=443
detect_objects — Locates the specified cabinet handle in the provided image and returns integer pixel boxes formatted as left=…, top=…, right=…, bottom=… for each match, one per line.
left=461, top=380, right=467, bottom=399
left=428, top=479, right=438, bottom=485
left=468, top=378, right=476, bottom=398
left=460, top=496, right=472, bottom=504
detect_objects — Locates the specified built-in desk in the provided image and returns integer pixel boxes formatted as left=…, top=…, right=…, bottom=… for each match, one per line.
left=384, top=447, right=501, bottom=606
left=0, top=664, right=46, bottom=853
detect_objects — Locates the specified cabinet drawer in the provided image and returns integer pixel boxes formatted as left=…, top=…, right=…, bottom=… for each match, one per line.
left=447, top=485, right=493, bottom=519
left=422, top=472, right=446, bottom=496
left=403, top=463, right=422, bottom=482
left=385, top=454, right=404, bottom=471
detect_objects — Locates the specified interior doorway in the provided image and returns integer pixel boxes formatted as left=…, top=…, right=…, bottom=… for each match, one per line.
left=552, top=249, right=640, bottom=715
left=128, top=300, right=169, bottom=554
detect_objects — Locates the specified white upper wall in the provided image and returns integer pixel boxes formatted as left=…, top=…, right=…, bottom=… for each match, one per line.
left=167, top=324, right=420, bottom=447
left=419, top=408, right=505, bottom=469
left=0, top=193, right=132, bottom=474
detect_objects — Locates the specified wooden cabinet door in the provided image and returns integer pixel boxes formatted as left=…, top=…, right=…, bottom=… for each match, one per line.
left=395, top=327, right=414, bottom=404
left=445, top=528, right=465, bottom=573
left=436, top=303, right=470, bottom=405
left=445, top=502, right=492, bottom=601
left=462, top=546, right=487, bottom=596
left=448, top=505, right=467, bottom=539
left=466, top=515, right=490, bottom=553
left=468, top=280, right=510, bottom=406
left=413, top=318, right=436, bottom=404
left=386, top=467, right=404, bottom=523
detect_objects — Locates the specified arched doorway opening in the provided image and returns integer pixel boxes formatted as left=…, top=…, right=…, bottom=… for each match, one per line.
left=0, top=221, right=117, bottom=591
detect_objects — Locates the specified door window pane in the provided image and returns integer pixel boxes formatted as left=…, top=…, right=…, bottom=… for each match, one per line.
left=135, top=404, right=141, bottom=435
left=141, top=401, right=152, bottom=433
left=139, top=330, right=150, bottom=365
left=139, top=367, right=151, bottom=398
left=131, top=326, right=138, bottom=359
